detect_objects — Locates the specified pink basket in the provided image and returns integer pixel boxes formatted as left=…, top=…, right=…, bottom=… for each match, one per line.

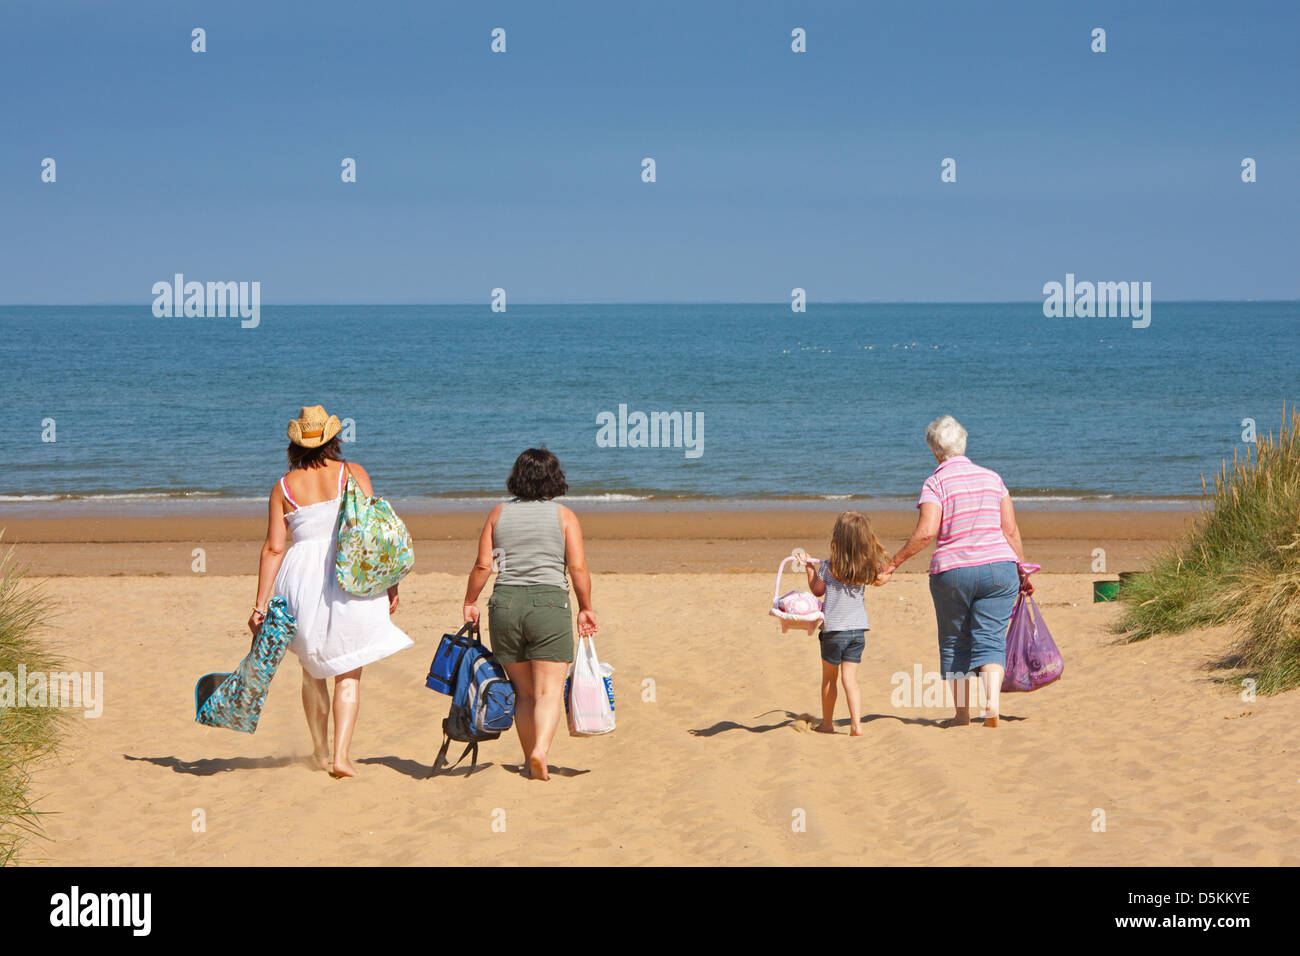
left=769, top=555, right=823, bottom=633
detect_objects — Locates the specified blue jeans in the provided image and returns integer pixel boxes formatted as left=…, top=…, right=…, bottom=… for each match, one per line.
left=929, top=562, right=1019, bottom=678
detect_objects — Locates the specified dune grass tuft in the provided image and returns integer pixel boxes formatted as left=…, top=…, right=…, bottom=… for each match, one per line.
left=1116, top=406, right=1300, bottom=694
left=0, top=543, right=64, bottom=865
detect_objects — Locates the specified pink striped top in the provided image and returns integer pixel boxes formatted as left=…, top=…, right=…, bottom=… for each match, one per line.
left=917, top=456, right=1019, bottom=574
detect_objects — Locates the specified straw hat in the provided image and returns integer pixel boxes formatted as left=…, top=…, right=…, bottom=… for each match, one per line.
left=287, top=405, right=342, bottom=448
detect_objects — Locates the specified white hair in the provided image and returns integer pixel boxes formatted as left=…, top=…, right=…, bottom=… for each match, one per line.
left=925, top=415, right=967, bottom=460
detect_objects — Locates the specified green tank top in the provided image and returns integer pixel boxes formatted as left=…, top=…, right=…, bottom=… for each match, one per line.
left=493, top=499, right=568, bottom=588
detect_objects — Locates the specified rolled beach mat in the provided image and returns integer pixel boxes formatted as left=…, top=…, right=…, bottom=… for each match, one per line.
left=1093, top=580, right=1122, bottom=602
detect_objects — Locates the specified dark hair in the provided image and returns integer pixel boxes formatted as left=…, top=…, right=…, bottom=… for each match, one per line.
left=506, top=448, right=568, bottom=500
left=287, top=435, right=344, bottom=470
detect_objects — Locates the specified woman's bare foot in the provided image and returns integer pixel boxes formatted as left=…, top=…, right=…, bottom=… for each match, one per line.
left=849, top=724, right=864, bottom=736
left=815, top=722, right=836, bottom=734
left=941, top=714, right=972, bottom=728
left=313, top=749, right=332, bottom=772
left=330, top=758, right=357, bottom=778
left=528, top=752, right=549, bottom=781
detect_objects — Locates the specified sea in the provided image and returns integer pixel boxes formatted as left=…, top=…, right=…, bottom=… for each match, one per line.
left=1, top=302, right=1295, bottom=514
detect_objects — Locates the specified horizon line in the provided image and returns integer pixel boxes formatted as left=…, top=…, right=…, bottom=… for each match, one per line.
left=1, top=298, right=1296, bottom=308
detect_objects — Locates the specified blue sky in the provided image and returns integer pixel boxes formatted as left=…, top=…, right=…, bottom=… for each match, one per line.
left=2, top=0, right=1297, bottom=303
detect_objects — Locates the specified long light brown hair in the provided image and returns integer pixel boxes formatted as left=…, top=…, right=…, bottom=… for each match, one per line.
left=828, top=511, right=889, bottom=587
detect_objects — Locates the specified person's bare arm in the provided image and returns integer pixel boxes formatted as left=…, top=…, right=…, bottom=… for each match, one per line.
left=561, top=505, right=597, bottom=636
left=463, top=505, right=502, bottom=623
left=889, top=502, right=942, bottom=571
left=805, top=561, right=827, bottom=597
left=1000, top=494, right=1034, bottom=594
left=343, top=461, right=375, bottom=497
left=249, top=484, right=289, bottom=633
left=999, top=494, right=1026, bottom=563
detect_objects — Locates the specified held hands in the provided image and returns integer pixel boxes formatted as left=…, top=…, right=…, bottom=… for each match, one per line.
left=577, top=609, right=598, bottom=637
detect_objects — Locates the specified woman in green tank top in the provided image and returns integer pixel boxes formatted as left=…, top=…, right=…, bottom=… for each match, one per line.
left=463, top=448, right=598, bottom=781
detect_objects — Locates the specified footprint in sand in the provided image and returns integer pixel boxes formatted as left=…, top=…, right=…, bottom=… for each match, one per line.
left=791, top=715, right=826, bottom=734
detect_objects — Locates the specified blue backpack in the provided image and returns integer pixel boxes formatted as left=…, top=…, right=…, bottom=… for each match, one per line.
left=427, top=622, right=515, bottom=776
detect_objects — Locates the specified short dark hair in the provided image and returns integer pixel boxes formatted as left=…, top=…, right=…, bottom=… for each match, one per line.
left=287, top=435, right=344, bottom=470
left=506, top=448, right=568, bottom=500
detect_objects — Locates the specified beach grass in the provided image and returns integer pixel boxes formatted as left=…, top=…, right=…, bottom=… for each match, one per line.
left=1117, top=406, right=1300, bottom=693
left=0, top=543, right=64, bottom=865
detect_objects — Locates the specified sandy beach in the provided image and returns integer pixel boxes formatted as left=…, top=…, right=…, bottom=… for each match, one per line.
left=4, top=507, right=1193, bottom=576
left=9, top=508, right=1297, bottom=866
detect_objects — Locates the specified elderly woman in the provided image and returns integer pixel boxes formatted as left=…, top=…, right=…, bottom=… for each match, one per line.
left=883, top=416, right=1032, bottom=728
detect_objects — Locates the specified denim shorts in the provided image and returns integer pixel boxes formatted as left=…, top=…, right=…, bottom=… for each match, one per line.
left=928, top=561, right=1019, bottom=677
left=819, top=628, right=865, bottom=665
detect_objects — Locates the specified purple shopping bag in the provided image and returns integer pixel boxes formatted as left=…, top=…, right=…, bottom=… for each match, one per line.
left=1001, top=592, right=1063, bottom=692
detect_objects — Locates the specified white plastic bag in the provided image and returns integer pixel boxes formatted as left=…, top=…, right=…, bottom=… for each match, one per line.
left=565, top=636, right=615, bottom=736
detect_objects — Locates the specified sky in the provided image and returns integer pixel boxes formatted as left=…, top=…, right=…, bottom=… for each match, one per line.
left=2, top=0, right=1297, bottom=303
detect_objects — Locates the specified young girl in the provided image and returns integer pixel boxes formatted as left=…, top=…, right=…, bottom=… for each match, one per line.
left=804, top=511, right=892, bottom=735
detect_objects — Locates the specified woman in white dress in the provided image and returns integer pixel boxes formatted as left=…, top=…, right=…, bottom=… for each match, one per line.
left=248, top=405, right=412, bottom=777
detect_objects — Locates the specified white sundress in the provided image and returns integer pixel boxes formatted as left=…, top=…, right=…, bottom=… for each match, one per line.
left=274, top=464, right=413, bottom=679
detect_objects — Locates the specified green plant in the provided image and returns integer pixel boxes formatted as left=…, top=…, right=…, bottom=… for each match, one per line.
left=1116, top=406, right=1300, bottom=694
left=0, top=543, right=64, bottom=864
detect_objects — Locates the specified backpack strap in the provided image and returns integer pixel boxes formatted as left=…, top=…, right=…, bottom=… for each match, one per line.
left=432, top=734, right=453, bottom=777
left=431, top=733, right=479, bottom=777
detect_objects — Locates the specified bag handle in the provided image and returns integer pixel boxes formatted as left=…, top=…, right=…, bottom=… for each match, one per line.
left=773, top=556, right=795, bottom=603
left=773, top=550, right=818, bottom=604
left=453, top=621, right=481, bottom=646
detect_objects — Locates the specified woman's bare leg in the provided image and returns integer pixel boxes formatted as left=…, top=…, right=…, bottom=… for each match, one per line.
left=981, top=664, right=1004, bottom=727
left=816, top=659, right=839, bottom=732
left=301, top=668, right=331, bottom=770
left=527, top=660, right=569, bottom=781
left=947, top=675, right=973, bottom=726
left=504, top=661, right=537, bottom=770
left=840, top=662, right=863, bottom=735
left=331, top=668, right=362, bottom=776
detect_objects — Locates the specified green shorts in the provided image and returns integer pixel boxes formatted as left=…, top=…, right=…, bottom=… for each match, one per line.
left=486, top=584, right=575, bottom=665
